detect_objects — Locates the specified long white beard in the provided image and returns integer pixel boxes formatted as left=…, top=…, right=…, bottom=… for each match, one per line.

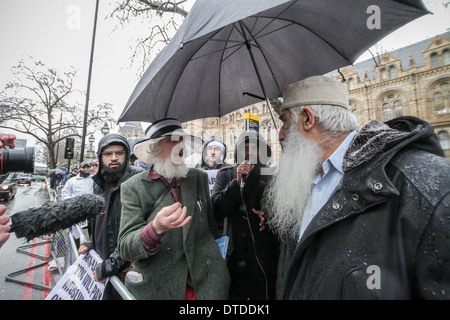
left=264, top=126, right=322, bottom=240
left=152, top=156, right=189, bottom=180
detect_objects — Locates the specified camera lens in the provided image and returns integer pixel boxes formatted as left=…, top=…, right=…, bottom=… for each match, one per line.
left=0, top=146, right=35, bottom=174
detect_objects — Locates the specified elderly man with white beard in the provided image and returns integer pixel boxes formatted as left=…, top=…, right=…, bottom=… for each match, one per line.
left=117, top=118, right=230, bottom=300
left=264, top=75, right=450, bottom=300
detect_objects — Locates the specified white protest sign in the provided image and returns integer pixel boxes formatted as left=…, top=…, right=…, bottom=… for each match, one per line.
left=203, top=169, right=229, bottom=258
left=45, top=250, right=108, bottom=300
left=205, top=169, right=219, bottom=195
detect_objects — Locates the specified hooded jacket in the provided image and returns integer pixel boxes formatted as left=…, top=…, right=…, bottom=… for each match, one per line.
left=90, top=134, right=143, bottom=282
left=282, top=116, right=450, bottom=299
left=200, top=136, right=229, bottom=170
left=211, top=131, right=279, bottom=299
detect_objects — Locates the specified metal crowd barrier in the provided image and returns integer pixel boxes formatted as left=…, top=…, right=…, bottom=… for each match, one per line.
left=49, top=224, right=136, bottom=300
left=46, top=180, right=136, bottom=300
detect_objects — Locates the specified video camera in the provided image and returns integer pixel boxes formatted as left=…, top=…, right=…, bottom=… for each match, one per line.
left=0, top=146, right=35, bottom=174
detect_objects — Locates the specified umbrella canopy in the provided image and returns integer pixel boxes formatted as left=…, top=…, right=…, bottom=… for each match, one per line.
left=118, top=0, right=429, bottom=124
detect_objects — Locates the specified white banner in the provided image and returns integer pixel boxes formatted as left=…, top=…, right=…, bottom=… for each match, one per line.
left=205, top=169, right=219, bottom=195
left=45, top=250, right=108, bottom=300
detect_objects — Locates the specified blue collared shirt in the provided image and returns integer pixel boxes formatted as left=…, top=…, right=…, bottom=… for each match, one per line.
left=299, top=131, right=357, bottom=240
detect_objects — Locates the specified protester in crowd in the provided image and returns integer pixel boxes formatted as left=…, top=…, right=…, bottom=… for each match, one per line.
left=66, top=167, right=79, bottom=181
left=90, top=160, right=99, bottom=175
left=127, top=137, right=143, bottom=166
left=61, top=162, right=94, bottom=247
left=61, top=163, right=93, bottom=200
left=264, top=75, right=450, bottom=299
left=200, top=136, right=229, bottom=170
left=55, top=171, right=64, bottom=188
left=0, top=133, right=15, bottom=249
left=78, top=134, right=143, bottom=299
left=199, top=136, right=231, bottom=196
left=118, top=118, right=230, bottom=300
left=211, top=130, right=279, bottom=300
left=49, top=171, right=57, bottom=189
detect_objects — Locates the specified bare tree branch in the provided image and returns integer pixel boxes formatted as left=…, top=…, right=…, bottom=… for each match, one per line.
left=0, top=57, right=115, bottom=169
left=110, top=0, right=192, bottom=74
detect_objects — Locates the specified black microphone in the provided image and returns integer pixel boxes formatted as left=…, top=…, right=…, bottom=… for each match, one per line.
left=10, top=193, right=105, bottom=241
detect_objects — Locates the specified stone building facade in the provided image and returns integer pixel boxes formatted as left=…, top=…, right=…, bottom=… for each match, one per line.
left=337, top=31, right=450, bottom=158
left=182, top=31, right=450, bottom=164
left=118, top=121, right=145, bottom=139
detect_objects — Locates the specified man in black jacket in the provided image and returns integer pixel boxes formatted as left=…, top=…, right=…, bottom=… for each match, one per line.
left=79, top=133, right=143, bottom=299
left=265, top=75, right=450, bottom=299
left=211, top=131, right=279, bottom=300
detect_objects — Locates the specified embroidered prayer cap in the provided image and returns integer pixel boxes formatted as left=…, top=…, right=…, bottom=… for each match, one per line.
left=134, top=118, right=203, bottom=162
left=281, top=75, right=350, bottom=111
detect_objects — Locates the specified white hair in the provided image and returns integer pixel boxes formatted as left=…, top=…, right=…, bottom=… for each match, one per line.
left=290, top=104, right=358, bottom=137
left=145, top=141, right=188, bottom=179
left=264, top=124, right=322, bottom=239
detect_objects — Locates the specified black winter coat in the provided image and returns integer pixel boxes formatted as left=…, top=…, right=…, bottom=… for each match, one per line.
left=212, top=165, right=280, bottom=300
left=91, top=134, right=143, bottom=281
left=282, top=117, right=450, bottom=300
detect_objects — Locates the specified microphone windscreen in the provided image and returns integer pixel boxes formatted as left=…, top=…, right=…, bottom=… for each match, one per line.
left=10, top=193, right=105, bottom=241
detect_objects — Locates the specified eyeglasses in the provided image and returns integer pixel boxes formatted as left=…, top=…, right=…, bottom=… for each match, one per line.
left=101, top=150, right=126, bottom=157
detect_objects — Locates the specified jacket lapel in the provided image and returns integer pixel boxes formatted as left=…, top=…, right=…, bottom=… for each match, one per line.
left=180, top=170, right=197, bottom=243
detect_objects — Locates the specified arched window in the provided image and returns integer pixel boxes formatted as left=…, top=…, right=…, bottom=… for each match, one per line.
left=348, top=78, right=354, bottom=90
left=389, top=65, right=397, bottom=79
left=438, top=130, right=450, bottom=150
left=380, top=68, right=388, bottom=81
left=431, top=52, right=439, bottom=69
left=379, top=91, right=407, bottom=122
left=394, top=100, right=403, bottom=117
left=434, top=92, right=445, bottom=113
left=444, top=49, right=450, bottom=66
left=382, top=103, right=391, bottom=121
left=429, top=80, right=449, bottom=115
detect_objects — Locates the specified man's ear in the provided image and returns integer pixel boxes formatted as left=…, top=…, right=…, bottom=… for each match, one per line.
left=297, top=107, right=316, bottom=132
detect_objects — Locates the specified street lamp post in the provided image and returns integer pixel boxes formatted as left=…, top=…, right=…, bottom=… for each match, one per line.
left=86, top=134, right=96, bottom=162
left=101, top=122, right=110, bottom=136
left=79, top=0, right=100, bottom=162
left=89, top=134, right=95, bottom=150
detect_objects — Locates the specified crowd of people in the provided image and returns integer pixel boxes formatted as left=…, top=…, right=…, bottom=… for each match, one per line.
left=1, top=75, right=449, bottom=300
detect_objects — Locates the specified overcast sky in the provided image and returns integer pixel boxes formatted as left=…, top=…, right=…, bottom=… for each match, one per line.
left=0, top=0, right=449, bottom=144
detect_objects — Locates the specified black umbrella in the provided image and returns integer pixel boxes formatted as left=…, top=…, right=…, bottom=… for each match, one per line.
left=118, top=0, right=429, bottom=129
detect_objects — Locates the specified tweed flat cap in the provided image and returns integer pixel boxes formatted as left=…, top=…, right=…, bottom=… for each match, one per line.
left=281, top=75, right=349, bottom=111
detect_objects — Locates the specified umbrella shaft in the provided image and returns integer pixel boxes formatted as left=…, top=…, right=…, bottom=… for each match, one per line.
left=239, top=21, right=279, bottom=135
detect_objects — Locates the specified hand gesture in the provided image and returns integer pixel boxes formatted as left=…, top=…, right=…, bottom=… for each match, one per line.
left=152, top=202, right=191, bottom=235
left=252, top=208, right=267, bottom=231
left=236, top=161, right=255, bottom=185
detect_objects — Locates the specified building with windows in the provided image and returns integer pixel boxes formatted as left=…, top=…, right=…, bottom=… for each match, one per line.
left=118, top=121, right=145, bottom=139
left=335, top=31, right=450, bottom=157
